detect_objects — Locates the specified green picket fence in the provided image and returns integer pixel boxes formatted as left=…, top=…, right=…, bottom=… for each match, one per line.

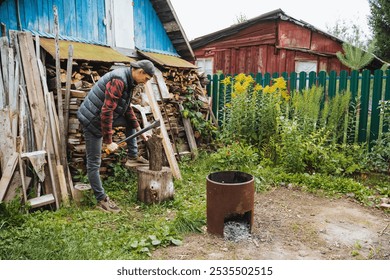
left=206, top=69, right=390, bottom=144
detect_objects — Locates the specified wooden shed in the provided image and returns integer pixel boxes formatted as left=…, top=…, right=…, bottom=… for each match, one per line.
left=191, top=9, right=361, bottom=75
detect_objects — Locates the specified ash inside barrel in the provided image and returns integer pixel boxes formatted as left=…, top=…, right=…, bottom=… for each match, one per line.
left=223, top=221, right=251, bottom=242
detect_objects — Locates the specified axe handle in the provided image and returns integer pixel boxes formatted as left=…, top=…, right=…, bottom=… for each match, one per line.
left=105, top=119, right=161, bottom=154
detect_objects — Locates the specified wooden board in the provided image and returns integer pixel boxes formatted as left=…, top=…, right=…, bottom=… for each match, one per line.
left=0, top=109, right=14, bottom=173
left=0, top=36, right=9, bottom=102
left=57, top=165, right=69, bottom=205
left=144, top=81, right=182, bottom=180
left=46, top=88, right=69, bottom=205
left=0, top=64, right=4, bottom=108
left=3, top=172, right=32, bottom=203
left=178, top=103, right=198, bottom=157
left=10, top=53, right=19, bottom=148
left=38, top=52, right=70, bottom=205
left=152, top=68, right=170, bottom=100
left=18, top=32, right=46, bottom=149
left=28, top=194, right=55, bottom=208
left=0, top=153, right=18, bottom=202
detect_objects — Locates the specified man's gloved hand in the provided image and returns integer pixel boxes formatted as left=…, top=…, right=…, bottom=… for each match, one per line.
left=141, top=133, right=151, bottom=142
left=106, top=142, right=119, bottom=152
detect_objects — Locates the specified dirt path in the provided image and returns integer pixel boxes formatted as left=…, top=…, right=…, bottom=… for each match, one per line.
left=152, top=187, right=390, bottom=260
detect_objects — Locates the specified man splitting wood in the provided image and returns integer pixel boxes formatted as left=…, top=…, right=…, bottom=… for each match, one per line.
left=77, top=59, right=156, bottom=213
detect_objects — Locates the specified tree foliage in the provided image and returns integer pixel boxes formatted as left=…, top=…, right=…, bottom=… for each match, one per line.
left=336, top=42, right=375, bottom=71
left=234, top=13, right=247, bottom=24
left=327, top=18, right=377, bottom=70
left=326, top=18, right=371, bottom=49
left=368, top=0, right=390, bottom=62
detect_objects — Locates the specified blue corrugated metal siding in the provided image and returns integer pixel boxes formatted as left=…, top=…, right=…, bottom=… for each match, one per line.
left=133, top=0, right=178, bottom=56
left=0, top=0, right=107, bottom=45
left=0, top=0, right=18, bottom=29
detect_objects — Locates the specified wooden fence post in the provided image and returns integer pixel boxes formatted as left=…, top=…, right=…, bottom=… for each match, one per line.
left=212, top=74, right=219, bottom=121
left=255, top=72, right=262, bottom=86
left=358, top=69, right=371, bottom=143
left=350, top=70, right=359, bottom=100
left=370, top=69, right=383, bottom=145
left=218, top=74, right=226, bottom=126
left=264, top=72, right=271, bottom=86
left=384, top=69, right=390, bottom=134
left=328, top=71, right=337, bottom=98
left=308, top=71, right=317, bottom=88
left=290, top=72, right=297, bottom=92
left=318, top=71, right=327, bottom=93
left=298, top=71, right=307, bottom=91
left=339, top=70, right=348, bottom=93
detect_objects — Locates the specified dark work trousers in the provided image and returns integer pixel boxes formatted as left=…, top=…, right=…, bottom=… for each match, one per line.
left=83, top=116, right=137, bottom=202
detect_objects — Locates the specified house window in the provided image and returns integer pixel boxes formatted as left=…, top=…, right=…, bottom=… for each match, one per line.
left=196, top=58, right=213, bottom=76
left=295, top=60, right=317, bottom=73
left=295, top=60, right=317, bottom=88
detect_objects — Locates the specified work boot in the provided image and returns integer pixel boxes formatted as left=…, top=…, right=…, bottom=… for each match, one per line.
left=126, top=156, right=149, bottom=165
left=96, top=196, right=121, bottom=213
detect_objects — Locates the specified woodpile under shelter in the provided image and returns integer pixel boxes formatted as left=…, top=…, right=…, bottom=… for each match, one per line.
left=0, top=0, right=213, bottom=209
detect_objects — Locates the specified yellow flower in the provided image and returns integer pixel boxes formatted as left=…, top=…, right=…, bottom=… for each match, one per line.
left=254, top=84, right=263, bottom=92
left=235, top=73, right=247, bottom=83
left=242, top=80, right=252, bottom=90
left=221, top=76, right=232, bottom=85
left=233, top=83, right=246, bottom=94
left=263, top=85, right=271, bottom=94
left=281, top=89, right=290, bottom=101
left=245, top=75, right=254, bottom=84
left=225, top=103, right=232, bottom=108
left=273, top=77, right=287, bottom=90
left=270, top=84, right=277, bottom=93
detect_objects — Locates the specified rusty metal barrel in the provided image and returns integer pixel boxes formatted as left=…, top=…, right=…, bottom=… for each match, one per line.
left=206, top=171, right=254, bottom=236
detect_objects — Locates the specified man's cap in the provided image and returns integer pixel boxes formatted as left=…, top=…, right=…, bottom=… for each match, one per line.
left=130, top=59, right=155, bottom=76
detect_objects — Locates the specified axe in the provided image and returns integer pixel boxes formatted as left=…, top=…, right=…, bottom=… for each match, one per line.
left=105, top=119, right=161, bottom=155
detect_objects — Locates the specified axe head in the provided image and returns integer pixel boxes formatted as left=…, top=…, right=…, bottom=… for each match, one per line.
left=150, top=119, right=161, bottom=129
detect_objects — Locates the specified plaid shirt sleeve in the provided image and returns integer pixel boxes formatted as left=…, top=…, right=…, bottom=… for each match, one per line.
left=101, top=78, right=124, bottom=144
left=125, top=103, right=140, bottom=131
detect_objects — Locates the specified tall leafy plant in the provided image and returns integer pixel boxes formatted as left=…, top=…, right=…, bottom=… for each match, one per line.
left=290, top=86, right=323, bottom=135
left=321, top=91, right=352, bottom=143
left=266, top=87, right=358, bottom=174
left=366, top=100, right=390, bottom=173
left=220, top=74, right=289, bottom=148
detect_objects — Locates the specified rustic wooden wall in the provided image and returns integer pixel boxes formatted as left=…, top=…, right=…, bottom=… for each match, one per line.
left=193, top=20, right=349, bottom=75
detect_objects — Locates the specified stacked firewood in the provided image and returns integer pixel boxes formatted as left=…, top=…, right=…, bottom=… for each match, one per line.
left=1, top=30, right=213, bottom=209
left=52, top=63, right=211, bottom=179
left=162, top=67, right=215, bottom=143
left=164, top=67, right=208, bottom=99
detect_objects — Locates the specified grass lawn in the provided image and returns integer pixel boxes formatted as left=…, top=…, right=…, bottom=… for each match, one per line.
left=0, top=152, right=388, bottom=260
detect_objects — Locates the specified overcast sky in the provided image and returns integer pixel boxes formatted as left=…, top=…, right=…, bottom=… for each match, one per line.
left=169, top=0, right=372, bottom=41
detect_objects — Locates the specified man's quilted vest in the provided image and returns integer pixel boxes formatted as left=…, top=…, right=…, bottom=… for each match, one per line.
left=77, top=67, right=135, bottom=137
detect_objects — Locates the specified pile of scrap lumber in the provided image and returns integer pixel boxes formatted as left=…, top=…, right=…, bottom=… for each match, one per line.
left=0, top=31, right=73, bottom=209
